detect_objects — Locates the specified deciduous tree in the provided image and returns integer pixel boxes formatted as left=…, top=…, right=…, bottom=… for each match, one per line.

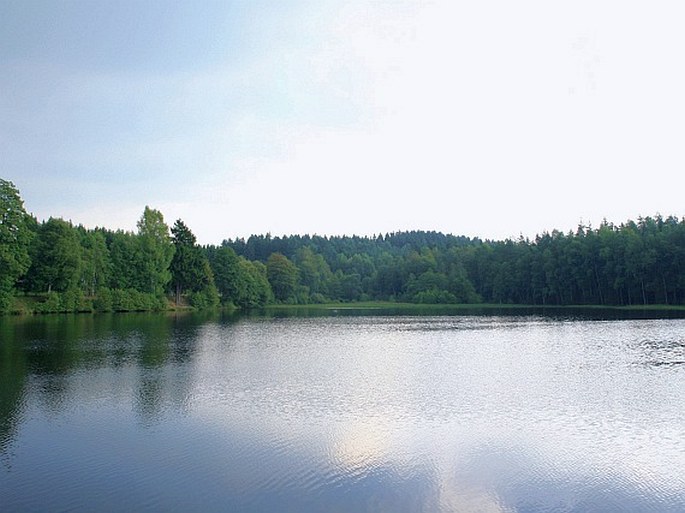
left=26, top=218, right=82, bottom=293
left=266, top=253, right=298, bottom=302
left=0, top=179, right=33, bottom=310
left=136, top=207, right=174, bottom=296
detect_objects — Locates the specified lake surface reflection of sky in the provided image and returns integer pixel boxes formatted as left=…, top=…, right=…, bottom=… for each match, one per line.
left=1, top=313, right=684, bottom=512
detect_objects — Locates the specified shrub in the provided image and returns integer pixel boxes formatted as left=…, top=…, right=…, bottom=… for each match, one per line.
left=0, top=290, right=12, bottom=314
left=188, top=285, right=220, bottom=310
left=93, top=288, right=113, bottom=312
left=38, top=291, right=62, bottom=313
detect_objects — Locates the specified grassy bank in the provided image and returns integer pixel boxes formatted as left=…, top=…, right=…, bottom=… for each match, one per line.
left=6, top=296, right=685, bottom=317
left=262, top=301, right=685, bottom=313
left=254, top=302, right=685, bottom=321
left=8, top=292, right=186, bottom=315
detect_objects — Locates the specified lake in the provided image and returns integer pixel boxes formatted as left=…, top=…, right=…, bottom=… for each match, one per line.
left=1, top=310, right=685, bottom=512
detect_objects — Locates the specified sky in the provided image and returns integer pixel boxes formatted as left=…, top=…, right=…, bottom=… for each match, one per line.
left=2, top=0, right=684, bottom=244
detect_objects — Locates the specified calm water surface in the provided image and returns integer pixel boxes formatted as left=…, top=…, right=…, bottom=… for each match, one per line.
left=1, top=311, right=684, bottom=512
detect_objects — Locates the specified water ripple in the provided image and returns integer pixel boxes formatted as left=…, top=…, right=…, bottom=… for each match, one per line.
left=2, top=315, right=685, bottom=512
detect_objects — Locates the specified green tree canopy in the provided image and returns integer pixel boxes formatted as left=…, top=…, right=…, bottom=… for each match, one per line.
left=170, top=219, right=213, bottom=304
left=0, top=179, right=33, bottom=310
left=208, top=246, right=241, bottom=305
left=107, top=230, right=140, bottom=290
left=266, top=252, right=298, bottom=302
left=26, top=218, right=81, bottom=293
left=293, top=246, right=333, bottom=299
left=136, top=206, right=174, bottom=296
left=78, top=228, right=111, bottom=296
left=236, top=258, right=273, bottom=308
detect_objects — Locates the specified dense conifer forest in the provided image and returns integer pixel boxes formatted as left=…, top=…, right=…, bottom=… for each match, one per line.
left=2, top=178, right=684, bottom=313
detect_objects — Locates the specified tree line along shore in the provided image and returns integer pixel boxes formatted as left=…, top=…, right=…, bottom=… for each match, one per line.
left=2, top=178, right=684, bottom=315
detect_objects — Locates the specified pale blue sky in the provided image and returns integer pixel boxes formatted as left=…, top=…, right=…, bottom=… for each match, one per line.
left=2, top=1, right=684, bottom=243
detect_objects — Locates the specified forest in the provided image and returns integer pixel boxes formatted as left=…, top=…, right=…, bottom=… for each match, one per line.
left=1, top=178, right=684, bottom=314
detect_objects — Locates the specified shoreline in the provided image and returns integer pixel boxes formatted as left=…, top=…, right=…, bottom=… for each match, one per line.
left=4, top=297, right=685, bottom=318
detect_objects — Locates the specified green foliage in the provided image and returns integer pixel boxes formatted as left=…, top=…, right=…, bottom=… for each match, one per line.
left=309, top=292, right=327, bottom=304
left=61, top=288, right=84, bottom=312
left=224, top=217, right=685, bottom=307
left=110, top=289, right=167, bottom=312
left=208, top=246, right=241, bottom=304
left=93, top=287, right=113, bottom=312
left=4, top=191, right=685, bottom=315
left=206, top=247, right=275, bottom=308
left=136, top=206, right=174, bottom=295
left=107, top=230, right=140, bottom=290
left=413, top=289, right=457, bottom=304
left=37, top=291, right=62, bottom=313
left=170, top=219, right=215, bottom=304
left=30, top=290, right=91, bottom=313
left=78, top=229, right=110, bottom=296
left=0, top=199, right=222, bottom=314
left=266, top=253, right=298, bottom=302
left=188, top=284, right=220, bottom=309
left=330, top=270, right=362, bottom=301
left=110, top=289, right=136, bottom=312
left=0, top=290, right=13, bottom=313
left=25, top=218, right=81, bottom=293
left=0, top=179, right=33, bottom=312
left=457, top=216, right=685, bottom=306
left=233, top=258, right=273, bottom=308
left=406, top=270, right=448, bottom=303
left=293, top=247, right=333, bottom=300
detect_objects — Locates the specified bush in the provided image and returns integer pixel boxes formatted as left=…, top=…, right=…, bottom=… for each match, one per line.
left=152, top=294, right=170, bottom=311
left=413, top=289, right=457, bottom=304
left=310, top=292, right=327, bottom=304
left=38, top=291, right=62, bottom=313
left=188, top=285, right=220, bottom=310
left=111, top=289, right=130, bottom=311
left=0, top=290, right=12, bottom=314
left=93, top=288, right=113, bottom=312
left=61, top=289, right=85, bottom=312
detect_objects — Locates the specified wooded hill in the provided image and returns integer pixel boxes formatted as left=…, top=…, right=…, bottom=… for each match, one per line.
left=2, top=178, right=684, bottom=313
left=223, top=218, right=685, bottom=307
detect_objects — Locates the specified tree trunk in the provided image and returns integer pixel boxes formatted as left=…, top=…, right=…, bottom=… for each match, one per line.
left=641, top=278, right=647, bottom=305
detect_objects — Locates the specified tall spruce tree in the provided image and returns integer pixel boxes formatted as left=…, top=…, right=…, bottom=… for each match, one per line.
left=170, top=219, right=209, bottom=304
